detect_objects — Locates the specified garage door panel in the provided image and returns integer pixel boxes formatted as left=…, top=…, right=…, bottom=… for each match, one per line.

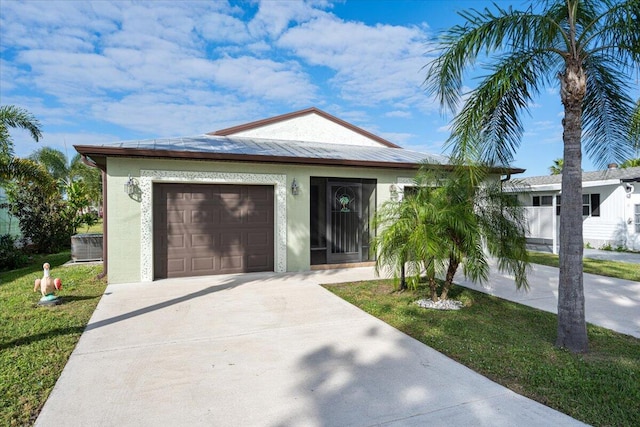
left=191, top=234, right=213, bottom=248
left=154, top=183, right=274, bottom=278
left=247, top=231, right=269, bottom=246
left=167, top=210, right=185, bottom=224
left=191, top=210, right=214, bottom=224
left=247, top=254, right=270, bottom=270
left=220, top=255, right=242, bottom=270
left=220, top=231, right=243, bottom=247
left=167, top=258, right=186, bottom=275
left=167, top=235, right=185, bottom=249
left=192, top=257, right=215, bottom=272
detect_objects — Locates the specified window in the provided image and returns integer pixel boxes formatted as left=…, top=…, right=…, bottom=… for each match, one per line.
left=555, top=193, right=600, bottom=216
left=584, top=194, right=600, bottom=217
left=532, top=195, right=553, bottom=206
left=635, top=204, right=640, bottom=233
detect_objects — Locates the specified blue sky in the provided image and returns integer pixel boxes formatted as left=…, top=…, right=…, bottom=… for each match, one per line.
left=1, top=0, right=637, bottom=177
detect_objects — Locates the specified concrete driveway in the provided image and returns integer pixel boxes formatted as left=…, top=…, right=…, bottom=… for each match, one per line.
left=36, top=268, right=584, bottom=426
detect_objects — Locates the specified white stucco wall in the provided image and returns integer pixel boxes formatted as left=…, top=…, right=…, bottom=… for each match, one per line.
left=228, top=113, right=387, bottom=147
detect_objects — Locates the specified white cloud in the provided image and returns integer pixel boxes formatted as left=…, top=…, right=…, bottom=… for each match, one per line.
left=247, top=0, right=331, bottom=39
left=278, top=16, right=434, bottom=109
left=1, top=0, right=450, bottom=153
left=385, top=110, right=413, bottom=119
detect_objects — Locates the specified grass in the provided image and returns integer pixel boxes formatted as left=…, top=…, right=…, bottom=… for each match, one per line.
left=324, top=280, right=640, bottom=427
left=528, top=251, right=640, bottom=282
left=0, top=251, right=106, bottom=426
left=78, top=219, right=103, bottom=234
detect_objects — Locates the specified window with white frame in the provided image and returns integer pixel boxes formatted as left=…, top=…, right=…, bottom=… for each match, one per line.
left=635, top=204, right=640, bottom=233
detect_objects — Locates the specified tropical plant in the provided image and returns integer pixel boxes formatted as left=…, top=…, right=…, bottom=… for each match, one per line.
left=549, top=158, right=564, bottom=175
left=424, top=0, right=640, bottom=353
left=631, top=99, right=640, bottom=149
left=28, top=147, right=102, bottom=207
left=0, top=105, right=42, bottom=161
left=69, top=154, right=102, bottom=207
left=29, top=146, right=69, bottom=181
left=373, top=167, right=529, bottom=301
left=5, top=174, right=71, bottom=253
left=0, top=105, right=43, bottom=183
left=620, top=158, right=640, bottom=168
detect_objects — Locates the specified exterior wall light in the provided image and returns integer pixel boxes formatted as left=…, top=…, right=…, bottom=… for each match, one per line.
left=291, top=178, right=299, bottom=195
left=124, top=174, right=135, bottom=196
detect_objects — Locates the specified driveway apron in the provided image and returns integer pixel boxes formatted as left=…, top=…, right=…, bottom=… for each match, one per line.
left=36, top=268, right=585, bottom=426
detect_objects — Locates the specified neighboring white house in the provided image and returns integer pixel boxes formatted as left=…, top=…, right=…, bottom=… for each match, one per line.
left=514, top=165, right=640, bottom=253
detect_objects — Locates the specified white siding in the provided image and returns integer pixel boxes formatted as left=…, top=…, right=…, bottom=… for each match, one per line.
left=229, top=113, right=386, bottom=147
left=521, top=182, right=640, bottom=250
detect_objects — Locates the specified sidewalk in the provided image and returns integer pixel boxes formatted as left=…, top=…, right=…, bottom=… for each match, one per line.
left=455, top=262, right=640, bottom=338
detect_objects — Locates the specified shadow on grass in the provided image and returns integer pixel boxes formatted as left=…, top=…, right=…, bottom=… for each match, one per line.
left=0, top=326, right=85, bottom=351
left=0, top=252, right=71, bottom=284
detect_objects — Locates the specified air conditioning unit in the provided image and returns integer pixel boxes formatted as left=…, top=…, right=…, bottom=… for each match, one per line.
left=71, top=233, right=103, bottom=262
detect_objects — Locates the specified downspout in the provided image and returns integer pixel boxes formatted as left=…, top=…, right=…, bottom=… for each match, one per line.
left=81, top=155, right=107, bottom=280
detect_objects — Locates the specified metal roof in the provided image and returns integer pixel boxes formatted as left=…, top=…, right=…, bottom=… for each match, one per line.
left=517, top=166, right=640, bottom=187
left=76, top=134, right=451, bottom=168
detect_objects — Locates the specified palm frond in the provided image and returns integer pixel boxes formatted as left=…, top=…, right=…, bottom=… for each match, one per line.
left=581, top=54, right=636, bottom=167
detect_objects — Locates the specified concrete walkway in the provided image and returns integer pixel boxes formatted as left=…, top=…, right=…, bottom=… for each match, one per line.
left=35, top=268, right=585, bottom=427
left=455, top=262, right=640, bottom=338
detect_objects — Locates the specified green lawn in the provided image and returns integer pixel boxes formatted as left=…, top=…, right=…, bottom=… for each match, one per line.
left=324, top=280, right=640, bottom=427
left=528, top=251, right=640, bottom=282
left=0, top=252, right=106, bottom=426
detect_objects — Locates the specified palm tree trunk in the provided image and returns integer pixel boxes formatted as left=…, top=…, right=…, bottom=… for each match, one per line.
left=424, top=260, right=438, bottom=301
left=439, top=255, right=459, bottom=301
left=556, top=62, right=588, bottom=353
left=399, top=259, right=407, bottom=291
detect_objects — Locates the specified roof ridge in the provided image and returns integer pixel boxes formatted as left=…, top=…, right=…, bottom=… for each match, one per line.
left=208, top=107, right=401, bottom=149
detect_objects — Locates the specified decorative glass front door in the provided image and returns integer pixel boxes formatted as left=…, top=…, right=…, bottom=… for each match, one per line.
left=327, top=182, right=362, bottom=263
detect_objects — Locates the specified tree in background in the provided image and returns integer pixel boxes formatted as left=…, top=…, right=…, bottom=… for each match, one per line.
left=0, top=105, right=45, bottom=184
left=373, top=166, right=529, bottom=301
left=622, top=99, right=640, bottom=168
left=0, top=105, right=42, bottom=160
left=28, top=147, right=102, bottom=208
left=549, top=158, right=564, bottom=175
left=424, top=0, right=640, bottom=353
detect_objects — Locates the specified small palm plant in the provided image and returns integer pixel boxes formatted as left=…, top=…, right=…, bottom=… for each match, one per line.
left=373, top=166, right=529, bottom=301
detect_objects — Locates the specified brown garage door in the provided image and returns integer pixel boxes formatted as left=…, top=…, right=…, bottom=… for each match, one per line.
left=153, top=183, right=274, bottom=279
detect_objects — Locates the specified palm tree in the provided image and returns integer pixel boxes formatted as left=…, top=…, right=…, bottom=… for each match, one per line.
left=1, top=105, right=45, bottom=185
left=373, top=167, right=529, bottom=301
left=620, top=158, right=640, bottom=168
left=28, top=147, right=102, bottom=207
left=549, top=158, right=564, bottom=175
left=29, top=146, right=69, bottom=182
left=0, top=105, right=42, bottom=161
left=425, top=0, right=640, bottom=353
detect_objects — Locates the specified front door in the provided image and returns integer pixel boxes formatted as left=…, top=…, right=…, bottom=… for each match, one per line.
left=327, top=181, right=362, bottom=264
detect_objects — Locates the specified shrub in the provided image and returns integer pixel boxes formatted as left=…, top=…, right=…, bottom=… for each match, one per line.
left=0, top=234, right=28, bottom=270
left=5, top=181, right=72, bottom=253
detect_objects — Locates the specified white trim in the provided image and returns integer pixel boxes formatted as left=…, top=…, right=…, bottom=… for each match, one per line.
left=140, top=170, right=287, bottom=282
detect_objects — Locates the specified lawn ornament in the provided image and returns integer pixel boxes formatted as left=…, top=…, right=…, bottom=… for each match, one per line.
left=33, top=262, right=62, bottom=306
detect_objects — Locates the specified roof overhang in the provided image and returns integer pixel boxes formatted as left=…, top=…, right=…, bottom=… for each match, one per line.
left=74, top=145, right=434, bottom=170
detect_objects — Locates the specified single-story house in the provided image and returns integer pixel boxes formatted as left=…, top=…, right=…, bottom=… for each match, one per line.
left=515, top=164, right=640, bottom=253
left=78, top=107, right=505, bottom=284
